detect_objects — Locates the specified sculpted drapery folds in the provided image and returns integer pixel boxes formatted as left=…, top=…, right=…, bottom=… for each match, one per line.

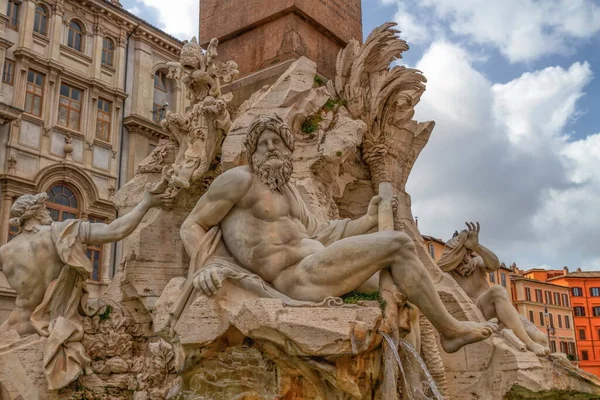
left=0, top=188, right=170, bottom=390
left=172, top=115, right=498, bottom=356
left=439, top=222, right=551, bottom=356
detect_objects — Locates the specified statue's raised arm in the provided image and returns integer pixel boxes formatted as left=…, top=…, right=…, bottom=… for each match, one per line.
left=0, top=187, right=169, bottom=389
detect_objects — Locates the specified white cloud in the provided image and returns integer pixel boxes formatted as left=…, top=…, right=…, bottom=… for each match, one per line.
left=492, top=62, right=592, bottom=148
left=407, top=40, right=598, bottom=270
left=134, top=0, right=198, bottom=40
left=384, top=0, right=600, bottom=63
left=392, top=8, right=430, bottom=44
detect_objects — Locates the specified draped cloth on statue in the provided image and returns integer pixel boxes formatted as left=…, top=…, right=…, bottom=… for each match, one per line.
left=30, top=220, right=94, bottom=390
left=170, top=183, right=353, bottom=327
left=437, top=231, right=473, bottom=273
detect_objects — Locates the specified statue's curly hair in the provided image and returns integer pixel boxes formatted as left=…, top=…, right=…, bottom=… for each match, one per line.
left=9, top=193, right=49, bottom=230
left=244, top=115, right=294, bottom=168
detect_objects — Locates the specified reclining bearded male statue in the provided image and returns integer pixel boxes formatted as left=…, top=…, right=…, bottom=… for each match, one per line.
left=439, top=222, right=551, bottom=356
left=173, top=114, right=498, bottom=354
left=0, top=187, right=169, bottom=389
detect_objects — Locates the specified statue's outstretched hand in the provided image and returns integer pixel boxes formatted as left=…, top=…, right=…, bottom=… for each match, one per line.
left=463, top=221, right=480, bottom=250
left=193, top=266, right=234, bottom=297
left=143, top=183, right=175, bottom=209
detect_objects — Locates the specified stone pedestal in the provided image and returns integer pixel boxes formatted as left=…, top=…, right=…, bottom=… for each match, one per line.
left=200, top=0, right=362, bottom=107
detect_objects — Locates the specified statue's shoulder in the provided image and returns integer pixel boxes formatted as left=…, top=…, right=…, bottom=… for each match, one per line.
left=211, top=166, right=253, bottom=194
left=0, top=227, right=52, bottom=255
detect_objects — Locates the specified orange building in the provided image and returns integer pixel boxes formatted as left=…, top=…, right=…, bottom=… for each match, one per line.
left=511, top=271, right=577, bottom=358
left=548, top=268, right=600, bottom=376
left=422, top=235, right=445, bottom=262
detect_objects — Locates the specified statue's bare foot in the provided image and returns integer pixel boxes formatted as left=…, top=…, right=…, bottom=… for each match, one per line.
left=527, top=342, right=551, bottom=357
left=440, top=318, right=499, bottom=353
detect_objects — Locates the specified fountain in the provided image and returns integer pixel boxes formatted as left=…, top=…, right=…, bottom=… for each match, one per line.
left=0, top=22, right=599, bottom=400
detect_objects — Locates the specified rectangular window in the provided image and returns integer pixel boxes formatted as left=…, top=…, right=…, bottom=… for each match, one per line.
left=560, top=341, right=566, bottom=354
left=545, top=290, right=553, bottom=305
left=96, top=98, right=111, bottom=142
left=550, top=341, right=556, bottom=353
left=568, top=342, right=575, bottom=356
left=582, top=350, right=589, bottom=361
left=535, top=289, right=543, bottom=303
left=549, top=313, right=554, bottom=328
left=428, top=243, right=435, bottom=259
left=558, top=314, right=562, bottom=328
left=501, top=273, right=506, bottom=287
left=593, top=307, right=600, bottom=317
left=591, top=288, right=600, bottom=297
left=565, top=315, right=571, bottom=329
left=562, top=294, right=569, bottom=307
left=539, top=311, right=545, bottom=326
left=529, top=310, right=534, bottom=323
left=58, top=83, right=82, bottom=130
left=579, top=329, right=586, bottom=340
left=2, top=59, right=15, bottom=85
left=574, top=306, right=586, bottom=317
left=489, top=272, right=495, bottom=283
left=7, top=0, right=19, bottom=30
left=86, top=216, right=105, bottom=281
left=525, top=287, right=532, bottom=301
left=554, top=292, right=561, bottom=306
left=572, top=287, right=583, bottom=297
left=25, top=70, right=45, bottom=117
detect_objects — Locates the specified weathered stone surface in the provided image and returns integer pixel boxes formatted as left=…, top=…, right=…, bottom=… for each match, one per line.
left=0, top=334, right=47, bottom=400
left=200, top=0, right=362, bottom=78
left=234, top=299, right=381, bottom=356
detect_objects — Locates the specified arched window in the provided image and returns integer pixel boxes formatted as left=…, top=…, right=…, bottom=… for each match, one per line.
left=34, top=4, right=48, bottom=36
left=101, top=37, right=114, bottom=66
left=67, top=20, right=83, bottom=52
left=46, top=184, right=79, bottom=221
left=152, top=69, right=171, bottom=122
left=154, top=70, right=167, bottom=92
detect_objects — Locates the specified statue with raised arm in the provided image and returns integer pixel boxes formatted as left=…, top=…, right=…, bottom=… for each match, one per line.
left=0, top=187, right=168, bottom=389
left=439, top=222, right=550, bottom=356
left=176, top=115, right=497, bottom=354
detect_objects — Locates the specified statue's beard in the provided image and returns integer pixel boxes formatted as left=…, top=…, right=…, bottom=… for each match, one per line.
left=252, top=151, right=293, bottom=192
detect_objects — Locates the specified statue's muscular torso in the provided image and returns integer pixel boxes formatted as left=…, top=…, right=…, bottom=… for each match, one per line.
left=0, top=226, right=63, bottom=312
left=218, top=167, right=325, bottom=283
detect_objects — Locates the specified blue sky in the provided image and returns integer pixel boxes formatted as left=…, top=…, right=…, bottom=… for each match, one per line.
left=121, top=0, right=600, bottom=271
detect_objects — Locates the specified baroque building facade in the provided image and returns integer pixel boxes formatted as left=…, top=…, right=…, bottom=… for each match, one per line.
left=0, top=0, right=185, bottom=321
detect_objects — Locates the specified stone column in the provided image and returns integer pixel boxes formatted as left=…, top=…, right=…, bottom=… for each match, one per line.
left=0, top=193, right=12, bottom=245
left=17, top=0, right=35, bottom=50
left=92, top=23, right=103, bottom=80
left=116, top=34, right=127, bottom=91
left=49, top=2, right=64, bottom=61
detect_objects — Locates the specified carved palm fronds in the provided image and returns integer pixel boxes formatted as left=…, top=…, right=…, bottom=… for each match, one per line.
left=327, top=22, right=428, bottom=186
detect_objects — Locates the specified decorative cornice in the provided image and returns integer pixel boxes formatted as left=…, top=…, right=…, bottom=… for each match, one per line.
left=68, top=0, right=182, bottom=57
left=0, top=102, right=23, bottom=125
left=123, top=114, right=169, bottom=140
left=0, top=37, right=15, bottom=50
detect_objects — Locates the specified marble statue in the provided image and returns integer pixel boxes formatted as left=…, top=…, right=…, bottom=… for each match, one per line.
left=176, top=115, right=498, bottom=354
left=438, top=222, right=551, bottom=356
left=0, top=186, right=168, bottom=389
left=154, top=37, right=238, bottom=196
